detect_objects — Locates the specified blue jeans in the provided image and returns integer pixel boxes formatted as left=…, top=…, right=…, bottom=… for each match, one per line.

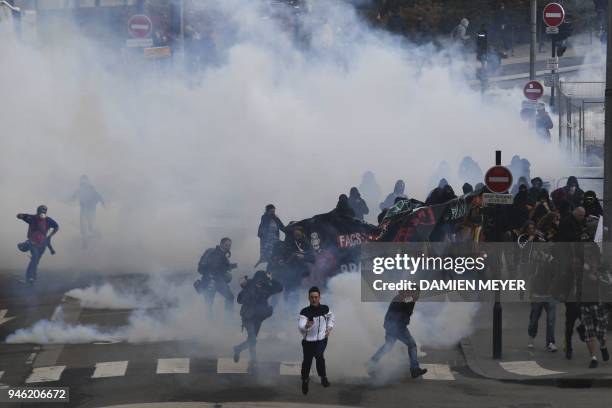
left=26, top=244, right=46, bottom=281
left=371, top=326, right=420, bottom=370
left=528, top=301, right=556, bottom=345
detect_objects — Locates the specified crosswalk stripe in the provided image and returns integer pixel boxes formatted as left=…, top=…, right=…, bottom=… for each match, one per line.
left=156, top=358, right=190, bottom=374
left=279, top=361, right=301, bottom=376
left=499, top=361, right=565, bottom=376
left=25, top=366, right=66, bottom=383
left=421, top=364, right=455, bottom=380
left=92, top=361, right=128, bottom=378
left=217, top=357, right=249, bottom=374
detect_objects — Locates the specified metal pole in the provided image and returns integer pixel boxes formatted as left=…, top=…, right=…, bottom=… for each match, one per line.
left=493, top=150, right=503, bottom=360
left=530, top=0, right=537, bottom=80
left=550, top=36, right=556, bottom=110
left=604, top=0, right=612, bottom=244
left=180, top=0, right=185, bottom=62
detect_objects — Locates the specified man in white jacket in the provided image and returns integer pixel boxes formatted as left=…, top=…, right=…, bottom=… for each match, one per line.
left=298, top=286, right=335, bottom=395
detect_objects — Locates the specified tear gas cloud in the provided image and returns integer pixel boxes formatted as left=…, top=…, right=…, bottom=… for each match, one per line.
left=0, top=0, right=569, bottom=275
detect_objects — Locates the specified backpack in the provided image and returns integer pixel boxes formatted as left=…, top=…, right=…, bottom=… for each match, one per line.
left=238, top=283, right=273, bottom=320
left=197, top=248, right=215, bottom=275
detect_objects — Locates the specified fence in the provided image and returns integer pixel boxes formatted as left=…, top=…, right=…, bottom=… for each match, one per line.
left=557, top=81, right=605, bottom=166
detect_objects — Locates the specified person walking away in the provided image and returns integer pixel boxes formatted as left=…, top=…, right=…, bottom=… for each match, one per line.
left=494, top=3, right=510, bottom=57
left=535, top=104, right=554, bottom=142
left=72, top=175, right=104, bottom=247
left=299, top=287, right=335, bottom=395
left=451, top=18, right=470, bottom=49
left=367, top=290, right=427, bottom=379
left=348, top=187, right=369, bottom=221
left=16, top=205, right=59, bottom=285
left=233, top=270, right=283, bottom=372
left=256, top=204, right=286, bottom=267
left=358, top=171, right=381, bottom=221
left=195, top=238, right=237, bottom=315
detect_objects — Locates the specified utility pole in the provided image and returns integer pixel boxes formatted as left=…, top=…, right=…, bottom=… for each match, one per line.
left=604, top=0, right=612, bottom=243
left=530, top=0, right=537, bottom=80
left=492, top=150, right=503, bottom=360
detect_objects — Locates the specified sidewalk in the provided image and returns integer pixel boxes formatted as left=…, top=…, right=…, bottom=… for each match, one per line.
left=460, top=302, right=612, bottom=386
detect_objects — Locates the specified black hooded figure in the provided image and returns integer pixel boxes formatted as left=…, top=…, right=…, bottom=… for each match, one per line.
left=348, top=187, right=369, bottom=221
left=257, top=204, right=286, bottom=266
left=234, top=270, right=283, bottom=372
left=583, top=190, right=603, bottom=218
left=380, top=180, right=407, bottom=210
left=563, top=176, right=584, bottom=209
left=462, top=183, right=474, bottom=195
left=334, top=194, right=356, bottom=218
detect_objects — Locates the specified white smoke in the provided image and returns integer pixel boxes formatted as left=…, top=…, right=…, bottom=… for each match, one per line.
left=65, top=283, right=153, bottom=309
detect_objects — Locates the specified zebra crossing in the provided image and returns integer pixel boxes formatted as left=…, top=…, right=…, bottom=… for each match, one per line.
left=16, top=358, right=459, bottom=384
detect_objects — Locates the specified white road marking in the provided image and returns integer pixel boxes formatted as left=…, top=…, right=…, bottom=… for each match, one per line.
left=0, top=371, right=6, bottom=390
left=421, top=364, right=455, bottom=380
left=156, top=358, right=190, bottom=374
left=92, top=361, right=128, bottom=378
left=217, top=357, right=249, bottom=374
left=0, top=309, right=15, bottom=326
left=25, top=352, right=37, bottom=365
left=25, top=366, right=66, bottom=383
left=499, top=361, right=565, bottom=376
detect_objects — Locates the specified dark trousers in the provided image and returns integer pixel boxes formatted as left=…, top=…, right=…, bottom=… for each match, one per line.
left=565, top=302, right=581, bottom=351
left=26, top=244, right=46, bottom=281
left=235, top=319, right=263, bottom=361
left=203, top=277, right=234, bottom=314
left=301, top=338, right=327, bottom=380
left=528, top=301, right=556, bottom=345
left=371, top=326, right=420, bottom=370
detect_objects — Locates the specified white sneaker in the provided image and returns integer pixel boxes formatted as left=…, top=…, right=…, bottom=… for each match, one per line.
left=528, top=337, right=535, bottom=349
left=547, top=343, right=558, bottom=352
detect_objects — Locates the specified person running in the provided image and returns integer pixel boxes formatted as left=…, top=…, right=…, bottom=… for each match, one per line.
left=195, top=237, right=237, bottom=315
left=16, top=205, right=59, bottom=285
left=298, top=286, right=335, bottom=395
left=233, top=270, right=283, bottom=372
left=367, top=290, right=428, bottom=379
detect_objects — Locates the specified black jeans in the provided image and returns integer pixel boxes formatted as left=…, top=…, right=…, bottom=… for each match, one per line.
left=565, top=302, right=581, bottom=350
left=235, top=319, right=263, bottom=361
left=301, top=338, right=327, bottom=380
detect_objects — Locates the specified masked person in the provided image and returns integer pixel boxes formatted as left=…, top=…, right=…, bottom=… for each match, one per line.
left=299, top=287, right=334, bottom=395
left=563, top=176, right=584, bottom=210
left=348, top=187, right=369, bottom=221
left=195, top=238, right=237, bottom=315
left=16, top=205, right=59, bottom=285
left=367, top=290, right=428, bottom=379
left=256, top=204, right=286, bottom=267
left=583, top=191, right=603, bottom=219
left=233, top=270, right=283, bottom=372
left=380, top=180, right=407, bottom=211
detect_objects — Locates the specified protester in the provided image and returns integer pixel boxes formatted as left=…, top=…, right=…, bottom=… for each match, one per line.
left=299, top=286, right=335, bottom=395
left=462, top=182, right=474, bottom=195
left=527, top=177, right=544, bottom=203
left=562, top=176, right=585, bottom=209
left=583, top=191, right=603, bottom=218
left=233, top=270, right=283, bottom=372
left=195, top=237, right=237, bottom=315
left=16, top=205, right=59, bottom=285
left=358, top=171, right=382, bottom=219
left=348, top=187, right=369, bottom=221
left=256, top=204, right=286, bottom=267
left=458, top=156, right=483, bottom=186
left=367, top=290, right=428, bottom=379
left=71, top=175, right=105, bottom=247
left=493, top=3, right=509, bottom=57
left=380, top=180, right=407, bottom=210
left=535, top=104, right=554, bottom=142
left=451, top=18, right=470, bottom=48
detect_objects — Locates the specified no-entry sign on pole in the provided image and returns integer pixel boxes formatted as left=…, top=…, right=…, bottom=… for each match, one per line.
left=523, top=80, right=544, bottom=101
left=485, top=166, right=513, bottom=193
left=543, top=3, right=565, bottom=28
left=128, top=14, right=152, bottom=39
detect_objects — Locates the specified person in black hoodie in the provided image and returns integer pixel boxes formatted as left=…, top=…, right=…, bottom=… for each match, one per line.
left=256, top=204, right=286, bottom=267
left=583, top=191, right=603, bottom=218
left=233, top=270, right=283, bottom=372
left=367, top=290, right=428, bottom=379
left=563, top=176, right=585, bottom=209
left=348, top=187, right=369, bottom=221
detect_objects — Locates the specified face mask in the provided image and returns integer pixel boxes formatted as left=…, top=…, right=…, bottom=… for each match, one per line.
left=39, top=213, right=47, bottom=219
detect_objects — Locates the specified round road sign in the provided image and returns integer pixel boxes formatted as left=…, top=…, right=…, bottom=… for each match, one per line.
left=543, top=3, right=565, bottom=28
left=523, top=80, right=544, bottom=101
left=128, top=14, right=152, bottom=39
left=485, top=166, right=513, bottom=193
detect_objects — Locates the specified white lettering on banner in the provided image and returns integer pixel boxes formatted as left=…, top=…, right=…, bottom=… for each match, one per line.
left=337, top=233, right=368, bottom=248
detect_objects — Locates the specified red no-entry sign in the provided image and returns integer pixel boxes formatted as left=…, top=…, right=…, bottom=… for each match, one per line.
left=543, top=3, right=565, bottom=28
left=523, top=80, right=544, bottom=101
left=128, top=14, right=152, bottom=39
left=485, top=166, right=513, bottom=193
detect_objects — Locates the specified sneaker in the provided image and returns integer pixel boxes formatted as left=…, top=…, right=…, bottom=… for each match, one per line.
left=601, top=347, right=610, bottom=362
left=301, top=379, right=309, bottom=395
left=27, top=279, right=35, bottom=286
left=589, top=358, right=599, bottom=369
left=528, top=337, right=535, bottom=349
left=547, top=343, right=558, bottom=352
left=248, top=361, right=257, bottom=373
left=410, top=367, right=428, bottom=379
left=233, top=346, right=240, bottom=363
left=321, top=377, right=330, bottom=388
left=365, top=361, right=377, bottom=377
left=576, top=324, right=586, bottom=342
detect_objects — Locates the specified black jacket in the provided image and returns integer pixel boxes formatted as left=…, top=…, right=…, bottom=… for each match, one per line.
left=257, top=214, right=285, bottom=238
left=383, top=296, right=415, bottom=332
left=238, top=277, right=283, bottom=321
left=198, top=246, right=233, bottom=277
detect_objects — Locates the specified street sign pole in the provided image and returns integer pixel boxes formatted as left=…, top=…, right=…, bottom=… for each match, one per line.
left=530, top=0, right=537, bottom=80
left=604, top=0, right=612, bottom=248
left=493, top=150, right=503, bottom=360
left=550, top=36, right=557, bottom=110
